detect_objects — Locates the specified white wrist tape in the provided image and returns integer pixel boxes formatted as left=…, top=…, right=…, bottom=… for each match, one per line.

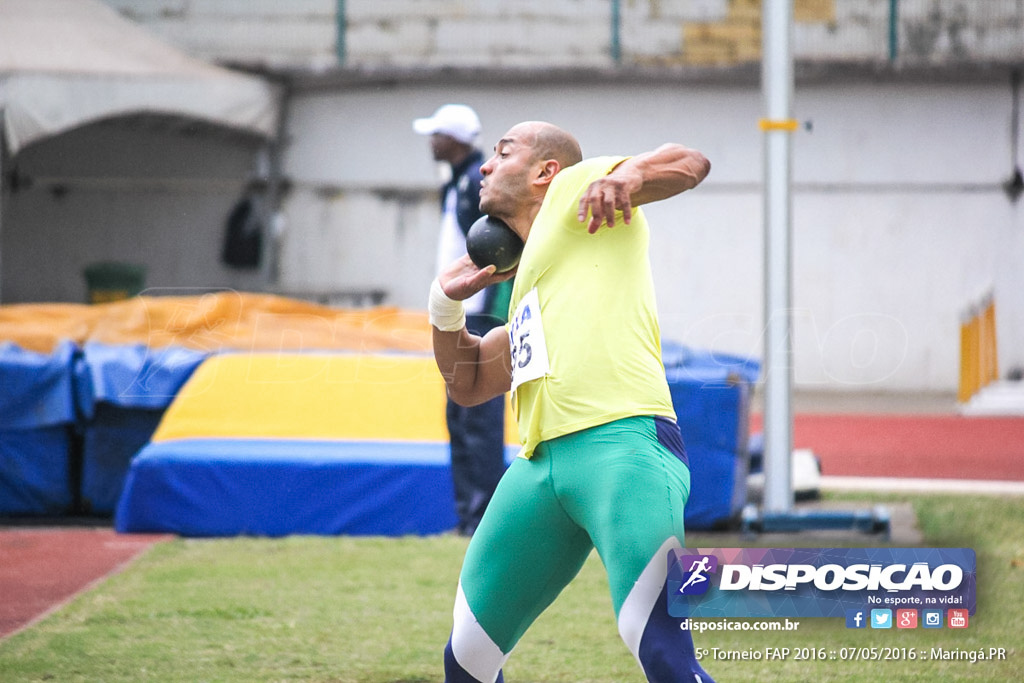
left=428, top=278, right=466, bottom=332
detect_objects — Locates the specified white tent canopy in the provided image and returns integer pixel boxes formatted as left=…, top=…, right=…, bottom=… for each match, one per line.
left=0, top=0, right=278, bottom=154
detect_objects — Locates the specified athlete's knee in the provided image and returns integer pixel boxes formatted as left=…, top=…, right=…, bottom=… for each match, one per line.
left=446, top=583, right=509, bottom=682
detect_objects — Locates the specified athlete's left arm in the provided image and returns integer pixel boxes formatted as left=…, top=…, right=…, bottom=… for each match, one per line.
left=577, top=144, right=710, bottom=234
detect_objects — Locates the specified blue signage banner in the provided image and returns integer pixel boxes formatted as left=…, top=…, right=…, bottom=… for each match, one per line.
left=667, top=548, right=976, bottom=618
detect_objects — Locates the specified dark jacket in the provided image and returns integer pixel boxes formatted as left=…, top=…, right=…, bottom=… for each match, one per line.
left=443, top=150, right=511, bottom=327
left=445, top=150, right=486, bottom=238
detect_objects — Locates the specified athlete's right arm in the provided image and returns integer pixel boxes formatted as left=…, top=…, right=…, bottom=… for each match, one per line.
left=433, top=325, right=512, bottom=406
left=430, top=255, right=514, bottom=406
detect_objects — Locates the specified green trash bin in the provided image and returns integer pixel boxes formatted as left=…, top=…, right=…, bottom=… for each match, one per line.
left=83, top=262, right=147, bottom=304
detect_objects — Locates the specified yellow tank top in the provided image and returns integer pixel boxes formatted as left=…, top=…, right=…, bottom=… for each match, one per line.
left=508, top=156, right=676, bottom=459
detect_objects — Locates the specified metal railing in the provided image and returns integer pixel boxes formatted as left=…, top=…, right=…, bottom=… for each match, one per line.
left=112, top=1, right=1024, bottom=71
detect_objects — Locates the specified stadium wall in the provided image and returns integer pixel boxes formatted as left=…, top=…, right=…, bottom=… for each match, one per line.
left=31, top=2, right=1018, bottom=395
left=276, top=72, right=1023, bottom=394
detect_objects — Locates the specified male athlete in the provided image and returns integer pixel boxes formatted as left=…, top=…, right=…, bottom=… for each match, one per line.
left=428, top=120, right=713, bottom=682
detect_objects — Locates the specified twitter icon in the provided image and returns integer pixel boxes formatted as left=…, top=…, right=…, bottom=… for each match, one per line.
left=871, top=609, right=892, bottom=629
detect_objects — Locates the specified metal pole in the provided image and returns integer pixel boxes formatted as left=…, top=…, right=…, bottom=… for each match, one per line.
left=611, top=0, right=622, bottom=65
left=761, top=0, right=795, bottom=513
left=888, top=0, right=899, bottom=62
left=336, top=0, right=346, bottom=66
left=263, top=83, right=292, bottom=289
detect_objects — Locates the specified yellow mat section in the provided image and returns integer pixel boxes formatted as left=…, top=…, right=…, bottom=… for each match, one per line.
left=153, top=353, right=519, bottom=446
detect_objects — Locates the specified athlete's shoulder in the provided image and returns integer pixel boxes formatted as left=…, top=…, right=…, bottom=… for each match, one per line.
left=560, top=155, right=627, bottom=178
left=550, top=156, right=628, bottom=196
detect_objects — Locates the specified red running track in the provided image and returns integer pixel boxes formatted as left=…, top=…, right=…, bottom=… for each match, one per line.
left=751, top=414, right=1024, bottom=481
left=0, top=528, right=169, bottom=640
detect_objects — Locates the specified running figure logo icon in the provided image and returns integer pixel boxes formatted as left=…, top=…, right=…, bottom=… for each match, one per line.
left=676, top=555, right=718, bottom=596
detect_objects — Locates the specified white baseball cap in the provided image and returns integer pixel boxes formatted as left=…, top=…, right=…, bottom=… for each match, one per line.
left=413, top=104, right=481, bottom=144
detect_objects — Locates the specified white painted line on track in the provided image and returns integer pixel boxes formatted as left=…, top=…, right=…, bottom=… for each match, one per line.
left=820, top=475, right=1024, bottom=496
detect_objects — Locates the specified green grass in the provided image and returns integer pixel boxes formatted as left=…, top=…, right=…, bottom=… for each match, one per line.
left=1, top=493, right=1022, bottom=681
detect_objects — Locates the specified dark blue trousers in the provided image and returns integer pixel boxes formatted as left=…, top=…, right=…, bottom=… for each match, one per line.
left=447, top=314, right=509, bottom=536
left=446, top=393, right=506, bottom=535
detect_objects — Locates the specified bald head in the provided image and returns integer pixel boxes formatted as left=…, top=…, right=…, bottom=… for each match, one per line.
left=511, top=121, right=583, bottom=170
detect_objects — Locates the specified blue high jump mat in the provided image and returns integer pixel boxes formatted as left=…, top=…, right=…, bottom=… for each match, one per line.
left=115, top=353, right=517, bottom=537
left=76, top=342, right=208, bottom=514
left=0, top=341, right=78, bottom=515
left=115, top=345, right=756, bottom=537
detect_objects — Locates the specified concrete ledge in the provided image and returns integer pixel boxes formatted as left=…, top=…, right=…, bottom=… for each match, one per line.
left=270, top=60, right=1024, bottom=93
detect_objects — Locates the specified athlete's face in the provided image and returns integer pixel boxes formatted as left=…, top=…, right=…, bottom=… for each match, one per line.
left=479, top=125, right=541, bottom=218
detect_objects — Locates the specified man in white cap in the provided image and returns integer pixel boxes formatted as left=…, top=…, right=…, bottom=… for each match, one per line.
left=414, top=104, right=511, bottom=536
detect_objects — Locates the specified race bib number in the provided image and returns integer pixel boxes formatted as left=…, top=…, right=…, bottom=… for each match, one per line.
left=509, top=288, right=550, bottom=394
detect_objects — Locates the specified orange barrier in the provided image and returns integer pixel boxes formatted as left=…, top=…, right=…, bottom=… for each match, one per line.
left=958, top=293, right=998, bottom=404
left=0, top=292, right=432, bottom=355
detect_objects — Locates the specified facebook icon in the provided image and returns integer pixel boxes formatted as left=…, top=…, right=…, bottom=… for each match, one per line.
left=845, top=609, right=867, bottom=629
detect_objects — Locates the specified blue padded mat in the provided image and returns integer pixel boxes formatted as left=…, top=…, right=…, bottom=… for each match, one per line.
left=116, top=439, right=483, bottom=536
left=0, top=341, right=77, bottom=514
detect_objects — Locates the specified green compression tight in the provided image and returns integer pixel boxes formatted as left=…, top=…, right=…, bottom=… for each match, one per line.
left=456, top=415, right=691, bottom=654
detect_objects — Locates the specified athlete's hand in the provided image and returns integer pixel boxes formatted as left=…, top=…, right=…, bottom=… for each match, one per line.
left=577, top=170, right=641, bottom=234
left=439, top=254, right=515, bottom=301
